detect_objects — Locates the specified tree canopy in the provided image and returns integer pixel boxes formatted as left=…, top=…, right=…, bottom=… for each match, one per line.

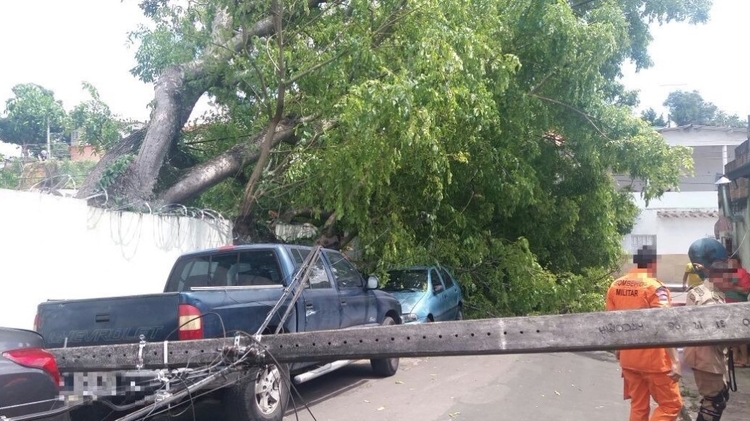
left=68, top=82, right=123, bottom=152
left=71, top=0, right=707, bottom=317
left=640, top=108, right=668, bottom=127
left=663, top=89, right=744, bottom=127
left=0, top=83, right=66, bottom=146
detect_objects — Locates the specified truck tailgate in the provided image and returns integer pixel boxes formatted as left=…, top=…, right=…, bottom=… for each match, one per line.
left=37, top=293, right=181, bottom=348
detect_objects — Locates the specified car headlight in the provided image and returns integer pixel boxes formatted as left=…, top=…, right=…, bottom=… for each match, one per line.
left=402, top=313, right=419, bottom=323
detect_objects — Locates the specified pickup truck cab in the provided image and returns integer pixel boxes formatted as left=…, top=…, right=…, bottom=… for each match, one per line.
left=36, top=244, right=402, bottom=421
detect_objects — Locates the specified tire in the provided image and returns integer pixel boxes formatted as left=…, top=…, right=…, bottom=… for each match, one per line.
left=455, top=306, right=464, bottom=320
left=223, top=364, right=290, bottom=421
left=370, top=316, right=400, bottom=377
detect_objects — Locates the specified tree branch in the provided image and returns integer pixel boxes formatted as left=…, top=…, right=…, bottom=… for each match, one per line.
left=238, top=0, right=287, bottom=219
left=156, top=117, right=302, bottom=205
left=531, top=94, right=613, bottom=141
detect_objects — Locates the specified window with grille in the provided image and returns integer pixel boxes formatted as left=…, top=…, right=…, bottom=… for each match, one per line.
left=630, top=235, right=657, bottom=254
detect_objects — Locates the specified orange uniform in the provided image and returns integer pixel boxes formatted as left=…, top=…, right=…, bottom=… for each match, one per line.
left=606, top=268, right=683, bottom=421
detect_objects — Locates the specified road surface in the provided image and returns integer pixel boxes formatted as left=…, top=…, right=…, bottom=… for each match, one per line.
left=151, top=352, right=634, bottom=421
left=277, top=352, right=631, bottom=421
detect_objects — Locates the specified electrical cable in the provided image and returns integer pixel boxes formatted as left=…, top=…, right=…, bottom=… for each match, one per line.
left=233, top=330, right=319, bottom=421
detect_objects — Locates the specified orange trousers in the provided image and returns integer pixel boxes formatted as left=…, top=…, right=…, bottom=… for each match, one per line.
left=622, top=368, right=683, bottom=421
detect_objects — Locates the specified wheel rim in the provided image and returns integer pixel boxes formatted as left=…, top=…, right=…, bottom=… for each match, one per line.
left=254, top=365, right=282, bottom=415
left=457, top=308, right=463, bottom=320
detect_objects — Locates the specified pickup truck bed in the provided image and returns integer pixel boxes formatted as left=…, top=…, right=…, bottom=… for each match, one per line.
left=38, top=293, right=181, bottom=347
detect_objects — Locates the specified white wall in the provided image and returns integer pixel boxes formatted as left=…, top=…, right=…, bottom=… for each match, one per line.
left=659, top=126, right=747, bottom=148
left=0, top=189, right=233, bottom=329
left=621, top=191, right=718, bottom=255
left=630, top=191, right=719, bottom=209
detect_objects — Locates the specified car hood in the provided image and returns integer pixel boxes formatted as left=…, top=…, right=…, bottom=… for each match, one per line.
left=389, top=291, right=427, bottom=314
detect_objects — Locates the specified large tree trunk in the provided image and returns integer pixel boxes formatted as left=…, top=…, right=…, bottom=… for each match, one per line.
left=156, top=118, right=301, bottom=205
left=75, top=129, right=146, bottom=199
left=75, top=7, right=282, bottom=204
left=131, top=68, right=205, bottom=202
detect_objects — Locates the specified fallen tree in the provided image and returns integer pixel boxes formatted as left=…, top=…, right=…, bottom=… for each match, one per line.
left=77, top=0, right=708, bottom=317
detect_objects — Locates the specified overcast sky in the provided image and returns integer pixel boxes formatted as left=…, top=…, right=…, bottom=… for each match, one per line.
left=0, top=0, right=747, bottom=123
left=621, top=0, right=750, bottom=121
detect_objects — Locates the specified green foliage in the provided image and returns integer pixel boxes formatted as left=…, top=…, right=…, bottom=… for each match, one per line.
left=641, top=108, right=667, bottom=127
left=1, top=83, right=67, bottom=145
left=57, top=160, right=98, bottom=189
left=99, top=154, right=135, bottom=190
left=127, top=0, right=710, bottom=316
left=663, top=90, right=744, bottom=128
left=127, top=1, right=213, bottom=83
left=0, top=159, right=23, bottom=189
left=68, top=82, right=122, bottom=152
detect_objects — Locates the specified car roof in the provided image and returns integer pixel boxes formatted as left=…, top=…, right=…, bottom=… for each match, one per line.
left=177, top=243, right=315, bottom=259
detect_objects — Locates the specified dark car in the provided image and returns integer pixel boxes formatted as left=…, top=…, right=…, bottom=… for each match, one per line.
left=0, top=327, right=68, bottom=421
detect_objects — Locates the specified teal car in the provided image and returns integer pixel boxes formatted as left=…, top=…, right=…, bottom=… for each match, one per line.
left=382, top=266, right=463, bottom=323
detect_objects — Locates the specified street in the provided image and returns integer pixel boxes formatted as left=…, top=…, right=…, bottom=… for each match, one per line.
left=160, top=352, right=631, bottom=421
left=280, top=353, right=630, bottom=421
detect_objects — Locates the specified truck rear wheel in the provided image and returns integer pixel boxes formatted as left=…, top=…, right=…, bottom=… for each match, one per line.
left=370, top=316, right=400, bottom=377
left=223, top=364, right=290, bottom=421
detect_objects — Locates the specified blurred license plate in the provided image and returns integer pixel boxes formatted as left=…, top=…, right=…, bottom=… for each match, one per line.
left=69, top=372, right=118, bottom=396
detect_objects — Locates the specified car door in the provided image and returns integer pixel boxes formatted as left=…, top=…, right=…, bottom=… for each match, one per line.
left=439, top=267, right=461, bottom=319
left=429, top=267, right=450, bottom=321
left=324, top=250, right=378, bottom=329
left=287, top=247, right=342, bottom=332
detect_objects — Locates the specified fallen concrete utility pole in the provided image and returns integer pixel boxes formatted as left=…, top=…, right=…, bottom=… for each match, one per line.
left=51, top=302, right=750, bottom=371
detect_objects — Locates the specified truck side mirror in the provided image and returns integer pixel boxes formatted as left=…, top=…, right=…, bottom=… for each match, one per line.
left=366, top=275, right=379, bottom=290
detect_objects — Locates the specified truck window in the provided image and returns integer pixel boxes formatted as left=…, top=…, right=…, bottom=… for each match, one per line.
left=325, top=251, right=363, bottom=289
left=168, top=255, right=222, bottom=291
left=229, top=250, right=283, bottom=286
left=288, top=248, right=332, bottom=289
left=174, top=253, right=237, bottom=290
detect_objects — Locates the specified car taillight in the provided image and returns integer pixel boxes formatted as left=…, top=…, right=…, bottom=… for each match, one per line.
left=178, top=304, right=203, bottom=340
left=33, top=313, right=41, bottom=331
left=3, top=348, right=61, bottom=387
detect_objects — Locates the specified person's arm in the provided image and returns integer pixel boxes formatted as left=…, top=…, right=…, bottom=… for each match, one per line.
left=682, top=271, right=688, bottom=290
left=666, top=347, right=682, bottom=381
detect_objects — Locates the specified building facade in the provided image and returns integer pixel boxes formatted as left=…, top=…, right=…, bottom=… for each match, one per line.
left=618, top=125, right=747, bottom=283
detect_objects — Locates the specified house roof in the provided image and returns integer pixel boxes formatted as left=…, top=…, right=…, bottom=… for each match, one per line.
left=657, top=124, right=747, bottom=134
left=656, top=209, right=719, bottom=218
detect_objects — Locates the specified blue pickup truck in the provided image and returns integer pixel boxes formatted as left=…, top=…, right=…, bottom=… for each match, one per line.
left=35, top=244, right=402, bottom=421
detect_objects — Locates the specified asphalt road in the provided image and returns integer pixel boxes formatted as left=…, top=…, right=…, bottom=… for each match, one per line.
left=71, top=352, right=632, bottom=421
left=278, top=352, right=631, bottom=421
left=150, top=352, right=632, bottom=421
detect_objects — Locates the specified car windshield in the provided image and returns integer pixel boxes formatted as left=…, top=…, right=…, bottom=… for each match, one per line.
left=383, top=270, right=428, bottom=292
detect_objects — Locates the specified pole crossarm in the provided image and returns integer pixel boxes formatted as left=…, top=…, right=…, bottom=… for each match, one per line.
left=50, top=302, right=750, bottom=371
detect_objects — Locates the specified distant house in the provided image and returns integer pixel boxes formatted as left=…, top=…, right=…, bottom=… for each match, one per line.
left=69, top=130, right=102, bottom=162
left=616, top=125, right=748, bottom=283
left=68, top=121, right=146, bottom=163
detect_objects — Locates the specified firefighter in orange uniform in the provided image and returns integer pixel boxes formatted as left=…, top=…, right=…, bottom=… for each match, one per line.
left=606, top=245, right=683, bottom=421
